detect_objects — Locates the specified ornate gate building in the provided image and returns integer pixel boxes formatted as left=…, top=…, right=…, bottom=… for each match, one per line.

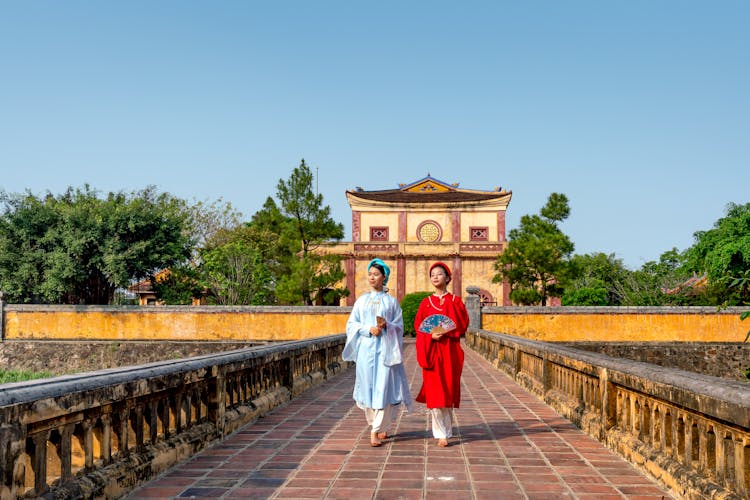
left=324, top=175, right=512, bottom=306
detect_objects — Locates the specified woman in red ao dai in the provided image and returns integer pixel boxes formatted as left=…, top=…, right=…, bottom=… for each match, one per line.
left=414, top=262, right=469, bottom=447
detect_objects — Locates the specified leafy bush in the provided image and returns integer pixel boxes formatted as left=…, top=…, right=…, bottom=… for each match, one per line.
left=401, top=291, right=432, bottom=337
left=562, top=286, right=608, bottom=306
left=0, top=369, right=54, bottom=384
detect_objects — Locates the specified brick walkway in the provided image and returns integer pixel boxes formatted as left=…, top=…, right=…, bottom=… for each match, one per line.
left=127, top=342, right=674, bottom=499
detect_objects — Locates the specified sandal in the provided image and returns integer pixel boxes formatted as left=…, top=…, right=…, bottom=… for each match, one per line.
left=370, top=432, right=382, bottom=447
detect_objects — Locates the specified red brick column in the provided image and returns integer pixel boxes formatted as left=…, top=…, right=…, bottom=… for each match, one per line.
left=497, top=211, right=506, bottom=242
left=398, top=211, right=407, bottom=241
left=352, top=211, right=361, bottom=242
left=397, top=256, right=406, bottom=302
left=346, top=257, right=356, bottom=306
left=453, top=257, right=462, bottom=298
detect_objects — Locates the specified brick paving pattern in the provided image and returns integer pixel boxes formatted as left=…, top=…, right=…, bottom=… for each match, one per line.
left=128, top=341, right=674, bottom=499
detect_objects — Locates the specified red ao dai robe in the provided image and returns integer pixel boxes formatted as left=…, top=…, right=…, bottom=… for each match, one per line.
left=414, top=293, right=469, bottom=409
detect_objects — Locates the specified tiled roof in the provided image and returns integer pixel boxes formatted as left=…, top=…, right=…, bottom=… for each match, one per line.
left=348, top=174, right=510, bottom=203
left=347, top=189, right=509, bottom=203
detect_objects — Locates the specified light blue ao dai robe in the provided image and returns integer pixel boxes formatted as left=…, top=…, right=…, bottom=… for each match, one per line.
left=343, top=291, right=412, bottom=412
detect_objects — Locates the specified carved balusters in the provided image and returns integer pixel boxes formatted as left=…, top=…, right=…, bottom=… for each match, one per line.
left=29, top=431, right=49, bottom=495
left=702, top=426, right=717, bottom=477
left=740, top=442, right=750, bottom=497
left=208, top=372, right=226, bottom=433
left=81, top=419, right=94, bottom=470
left=675, top=415, right=686, bottom=463
left=651, top=406, right=660, bottom=450
left=184, top=391, right=193, bottom=427
left=100, top=414, right=112, bottom=465
left=662, top=409, right=673, bottom=454
left=146, top=401, right=157, bottom=444
left=134, top=405, right=144, bottom=449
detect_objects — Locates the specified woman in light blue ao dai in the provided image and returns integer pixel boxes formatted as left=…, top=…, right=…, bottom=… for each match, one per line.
left=343, top=258, right=412, bottom=447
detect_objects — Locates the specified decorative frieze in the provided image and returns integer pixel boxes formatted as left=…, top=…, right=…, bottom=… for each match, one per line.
left=458, top=243, right=504, bottom=253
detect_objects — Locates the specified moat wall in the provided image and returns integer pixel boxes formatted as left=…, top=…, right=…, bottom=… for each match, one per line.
left=480, top=305, right=748, bottom=342
left=561, top=341, right=750, bottom=380
left=2, top=303, right=748, bottom=378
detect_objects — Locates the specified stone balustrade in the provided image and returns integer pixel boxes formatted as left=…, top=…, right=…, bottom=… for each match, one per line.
left=466, top=329, right=750, bottom=500
left=0, top=334, right=348, bottom=499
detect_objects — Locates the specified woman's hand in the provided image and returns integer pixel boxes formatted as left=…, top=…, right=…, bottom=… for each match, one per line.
left=431, top=326, right=445, bottom=340
left=376, top=315, right=386, bottom=330
left=369, top=325, right=382, bottom=337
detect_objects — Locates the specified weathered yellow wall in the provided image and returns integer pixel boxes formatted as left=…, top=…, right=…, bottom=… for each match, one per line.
left=462, top=259, right=503, bottom=302
left=481, top=308, right=747, bottom=342
left=5, top=305, right=745, bottom=343
left=406, top=212, right=452, bottom=242
left=360, top=212, right=399, bottom=240
left=460, top=212, right=498, bottom=241
left=3, top=306, right=350, bottom=341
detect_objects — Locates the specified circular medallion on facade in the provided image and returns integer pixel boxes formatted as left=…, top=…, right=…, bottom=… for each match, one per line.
left=417, top=221, right=442, bottom=242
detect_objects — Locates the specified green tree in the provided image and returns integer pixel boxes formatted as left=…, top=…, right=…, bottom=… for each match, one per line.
left=149, top=198, right=246, bottom=305
left=150, top=265, right=205, bottom=305
left=563, top=252, right=629, bottom=306
left=271, top=159, right=347, bottom=305
left=616, top=248, right=695, bottom=306
left=493, top=193, right=575, bottom=306
left=201, top=236, right=273, bottom=305
left=0, top=186, right=193, bottom=304
left=683, top=202, right=750, bottom=305
left=185, top=197, right=244, bottom=259
left=247, top=196, right=300, bottom=292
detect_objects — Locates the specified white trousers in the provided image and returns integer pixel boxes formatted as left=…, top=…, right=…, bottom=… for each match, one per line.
left=363, top=404, right=395, bottom=434
left=430, top=408, right=453, bottom=439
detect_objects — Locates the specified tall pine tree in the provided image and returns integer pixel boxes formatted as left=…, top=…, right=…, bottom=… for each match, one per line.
left=493, top=193, right=575, bottom=306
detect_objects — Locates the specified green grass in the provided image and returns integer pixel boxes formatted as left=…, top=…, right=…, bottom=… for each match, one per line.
left=0, top=369, right=54, bottom=384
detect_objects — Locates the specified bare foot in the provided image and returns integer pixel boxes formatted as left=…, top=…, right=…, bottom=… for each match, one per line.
left=377, top=432, right=387, bottom=440
left=437, top=438, right=448, bottom=447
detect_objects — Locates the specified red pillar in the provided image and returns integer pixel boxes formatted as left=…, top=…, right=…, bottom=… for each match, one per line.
left=346, top=257, right=356, bottom=306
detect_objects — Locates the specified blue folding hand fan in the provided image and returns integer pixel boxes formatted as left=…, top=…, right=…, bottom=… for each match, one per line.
left=417, top=314, right=456, bottom=334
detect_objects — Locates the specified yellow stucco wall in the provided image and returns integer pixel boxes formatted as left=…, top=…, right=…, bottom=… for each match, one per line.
left=3, top=307, right=350, bottom=341
left=360, top=212, right=399, bottom=241
left=405, top=212, right=452, bottom=242
left=462, top=259, right=503, bottom=303
left=3, top=306, right=746, bottom=343
left=460, top=212, right=499, bottom=241
left=481, top=309, right=747, bottom=342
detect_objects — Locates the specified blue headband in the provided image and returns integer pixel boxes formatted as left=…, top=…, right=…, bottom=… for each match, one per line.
left=367, top=258, right=390, bottom=285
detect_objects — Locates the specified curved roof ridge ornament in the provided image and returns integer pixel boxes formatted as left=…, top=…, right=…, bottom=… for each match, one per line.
left=399, top=174, right=457, bottom=193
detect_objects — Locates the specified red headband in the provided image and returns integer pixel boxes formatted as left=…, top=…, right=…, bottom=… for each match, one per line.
left=429, top=261, right=452, bottom=278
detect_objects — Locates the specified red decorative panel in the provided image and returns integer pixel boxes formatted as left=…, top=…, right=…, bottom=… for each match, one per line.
left=469, top=226, right=489, bottom=241
left=370, top=226, right=389, bottom=241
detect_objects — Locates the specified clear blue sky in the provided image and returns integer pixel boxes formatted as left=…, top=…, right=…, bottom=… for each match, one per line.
left=1, top=1, right=748, bottom=269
